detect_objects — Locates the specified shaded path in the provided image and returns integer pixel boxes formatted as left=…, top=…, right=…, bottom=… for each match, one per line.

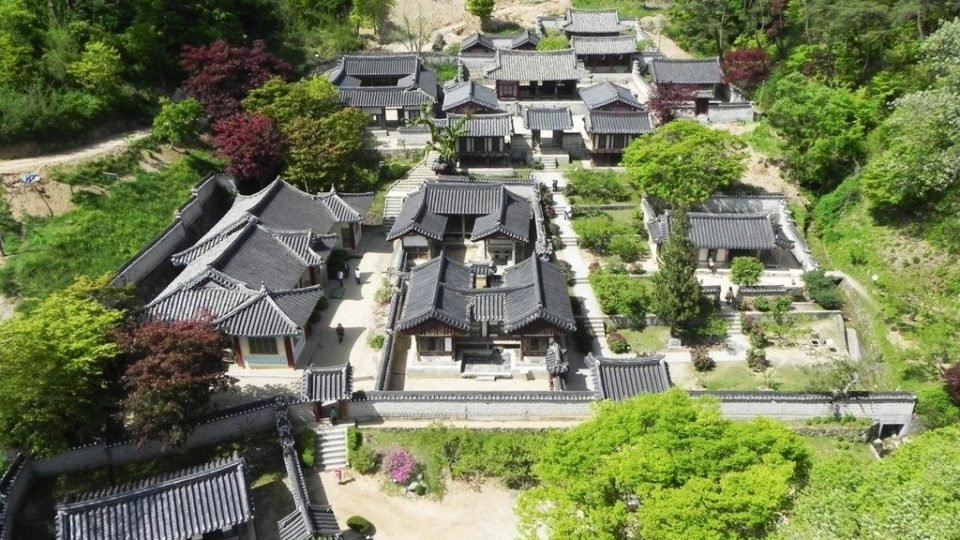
left=0, top=129, right=150, bottom=175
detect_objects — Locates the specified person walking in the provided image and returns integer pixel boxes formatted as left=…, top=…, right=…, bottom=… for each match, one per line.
left=343, top=262, right=350, bottom=277
left=354, top=267, right=361, bottom=285
left=329, top=405, right=340, bottom=426
left=336, top=323, right=345, bottom=343
left=336, top=269, right=344, bottom=287
left=707, top=257, right=716, bottom=274
left=725, top=287, right=735, bottom=306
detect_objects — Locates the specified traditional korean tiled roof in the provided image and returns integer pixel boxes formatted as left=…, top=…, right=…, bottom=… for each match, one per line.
left=442, top=80, right=501, bottom=112
left=461, top=29, right=540, bottom=52
left=215, top=285, right=324, bottom=337
left=483, top=49, right=589, bottom=81
left=648, top=211, right=791, bottom=250
left=588, top=354, right=671, bottom=400
left=333, top=54, right=420, bottom=78
left=500, top=256, right=576, bottom=333
left=579, top=81, right=643, bottom=110
left=144, top=268, right=256, bottom=321
left=650, top=58, right=724, bottom=85
left=524, top=107, right=574, bottom=131
left=585, top=111, right=654, bottom=134
left=397, top=255, right=575, bottom=334
left=545, top=342, right=569, bottom=376
left=562, top=8, right=623, bottom=34
left=302, top=365, right=353, bottom=402
left=56, top=458, right=253, bottom=540
left=571, top=35, right=636, bottom=55
left=396, top=256, right=474, bottom=332
left=386, top=181, right=531, bottom=243
left=337, top=86, right=436, bottom=108
left=442, top=113, right=514, bottom=137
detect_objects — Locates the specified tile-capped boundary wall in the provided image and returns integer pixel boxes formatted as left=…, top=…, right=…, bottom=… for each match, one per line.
left=350, top=391, right=597, bottom=422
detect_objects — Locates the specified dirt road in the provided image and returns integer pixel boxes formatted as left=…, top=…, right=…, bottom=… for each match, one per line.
left=0, top=129, right=150, bottom=176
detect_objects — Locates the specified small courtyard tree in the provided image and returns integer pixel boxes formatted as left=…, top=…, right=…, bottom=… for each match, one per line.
left=647, top=83, right=697, bottom=124
left=622, top=119, right=747, bottom=206
left=119, top=319, right=234, bottom=448
left=537, top=32, right=569, bottom=51
left=152, top=97, right=204, bottom=148
left=651, top=208, right=702, bottom=334
left=466, top=0, right=495, bottom=22
left=730, top=256, right=764, bottom=285
left=414, top=107, right=470, bottom=173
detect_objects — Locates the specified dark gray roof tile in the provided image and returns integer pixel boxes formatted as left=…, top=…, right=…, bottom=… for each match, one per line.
left=571, top=35, right=636, bottom=55
left=442, top=81, right=500, bottom=112
left=302, top=365, right=353, bottom=402
left=444, top=113, right=513, bottom=137
left=563, top=8, right=622, bottom=34
left=588, top=354, right=671, bottom=400
left=56, top=458, right=253, bottom=540
left=586, top=111, right=654, bottom=134
left=650, top=211, right=783, bottom=250
left=524, top=107, right=574, bottom=131
left=650, top=58, right=724, bottom=85
left=215, top=285, right=324, bottom=337
left=579, top=81, right=643, bottom=110
left=483, top=49, right=589, bottom=81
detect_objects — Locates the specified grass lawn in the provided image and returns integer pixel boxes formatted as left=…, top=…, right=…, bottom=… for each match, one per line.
left=622, top=326, right=670, bottom=353
left=700, top=363, right=826, bottom=392
left=572, top=0, right=662, bottom=18
left=742, top=119, right=786, bottom=161
left=0, top=152, right=222, bottom=302
left=801, top=435, right=876, bottom=465
left=435, top=62, right=458, bottom=82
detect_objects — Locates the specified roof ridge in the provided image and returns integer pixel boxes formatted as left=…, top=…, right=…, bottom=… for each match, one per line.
left=263, top=291, right=299, bottom=330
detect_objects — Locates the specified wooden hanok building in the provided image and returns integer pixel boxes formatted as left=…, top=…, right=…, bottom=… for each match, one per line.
left=441, top=80, right=502, bottom=115
left=649, top=58, right=729, bottom=115
left=523, top=107, right=574, bottom=148
left=483, top=49, right=589, bottom=100
left=579, top=81, right=644, bottom=112
left=329, top=54, right=439, bottom=127
left=395, top=255, right=576, bottom=371
left=585, top=110, right=654, bottom=161
left=541, top=8, right=627, bottom=38
left=441, top=113, right=514, bottom=164
left=571, top=35, right=637, bottom=72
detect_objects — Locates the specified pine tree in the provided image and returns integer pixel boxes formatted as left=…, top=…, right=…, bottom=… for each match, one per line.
left=651, top=208, right=701, bottom=334
left=466, top=0, right=495, bottom=21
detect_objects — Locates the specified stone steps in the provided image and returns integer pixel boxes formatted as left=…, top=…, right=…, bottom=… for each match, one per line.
left=721, top=311, right=743, bottom=334
left=314, top=425, right=349, bottom=471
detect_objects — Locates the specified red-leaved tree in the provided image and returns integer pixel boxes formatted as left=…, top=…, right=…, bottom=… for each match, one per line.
left=722, top=48, right=772, bottom=93
left=179, top=39, right=292, bottom=121
left=944, top=363, right=960, bottom=406
left=213, top=112, right=286, bottom=187
left=647, top=83, right=697, bottom=124
left=118, top=319, right=234, bottom=448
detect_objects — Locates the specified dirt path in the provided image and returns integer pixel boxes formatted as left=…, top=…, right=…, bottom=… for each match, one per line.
left=0, top=129, right=150, bottom=176
left=323, top=472, right=519, bottom=540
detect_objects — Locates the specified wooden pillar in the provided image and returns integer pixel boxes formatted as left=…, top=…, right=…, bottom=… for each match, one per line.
left=380, top=108, right=387, bottom=128
left=232, top=336, right=245, bottom=368
left=284, top=337, right=295, bottom=368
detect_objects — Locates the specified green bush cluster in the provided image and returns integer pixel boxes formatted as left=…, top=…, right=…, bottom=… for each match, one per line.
left=347, top=427, right=380, bottom=474
left=565, top=168, right=629, bottom=202
left=915, top=386, right=960, bottom=429
left=589, top=272, right=651, bottom=324
left=435, top=62, right=459, bottom=82
left=296, top=429, right=317, bottom=468
left=433, top=427, right=547, bottom=489
left=693, top=307, right=729, bottom=342
left=374, top=280, right=394, bottom=305
left=573, top=215, right=643, bottom=260
left=746, top=347, right=770, bottom=372
left=347, top=516, right=374, bottom=535
left=730, top=256, right=765, bottom=286
left=607, top=332, right=630, bottom=353
left=691, top=346, right=716, bottom=372
left=802, top=270, right=843, bottom=309
left=367, top=333, right=385, bottom=351
left=752, top=295, right=793, bottom=313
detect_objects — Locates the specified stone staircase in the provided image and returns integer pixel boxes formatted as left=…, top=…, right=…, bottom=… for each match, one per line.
left=541, top=157, right=558, bottom=171
left=314, top=425, right=348, bottom=471
left=577, top=315, right=607, bottom=336
left=382, top=151, right=441, bottom=228
left=722, top=309, right=743, bottom=336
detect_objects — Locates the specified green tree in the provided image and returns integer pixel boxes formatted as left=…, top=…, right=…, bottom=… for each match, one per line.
left=466, top=0, right=495, bottom=21
left=730, top=256, right=764, bottom=285
left=243, top=76, right=340, bottom=129
left=67, top=40, right=123, bottom=94
left=349, top=0, right=395, bottom=39
left=777, top=426, right=960, bottom=540
left=651, top=208, right=701, bottom=334
left=537, top=33, right=569, bottom=51
left=518, top=389, right=810, bottom=540
left=622, top=119, right=746, bottom=206
left=414, top=109, right=470, bottom=173
left=152, top=98, right=204, bottom=147
left=0, top=278, right=125, bottom=457
left=284, top=107, right=370, bottom=191
left=765, top=74, right=875, bottom=192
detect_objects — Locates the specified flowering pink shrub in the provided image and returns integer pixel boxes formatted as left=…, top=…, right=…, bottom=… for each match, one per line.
left=383, top=447, right=416, bottom=484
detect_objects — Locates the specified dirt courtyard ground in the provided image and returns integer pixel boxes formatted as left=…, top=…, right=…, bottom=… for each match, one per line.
left=322, top=472, right=520, bottom=540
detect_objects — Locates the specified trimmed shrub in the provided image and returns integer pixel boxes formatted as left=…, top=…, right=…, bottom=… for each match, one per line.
left=296, top=429, right=317, bottom=469
left=367, top=333, right=385, bottom=350
left=730, top=256, right=764, bottom=285
left=565, top=168, right=628, bottom=202
left=803, top=270, right=844, bottom=309
left=609, top=235, right=646, bottom=262
left=352, top=446, right=379, bottom=474
left=347, top=516, right=374, bottom=535
left=384, top=447, right=417, bottom=484
left=695, top=308, right=729, bottom=342
left=746, top=347, right=770, bottom=372
left=347, top=427, right=362, bottom=450
left=589, top=272, right=651, bottom=323
left=607, top=332, right=630, bottom=353
left=691, top=346, right=716, bottom=372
